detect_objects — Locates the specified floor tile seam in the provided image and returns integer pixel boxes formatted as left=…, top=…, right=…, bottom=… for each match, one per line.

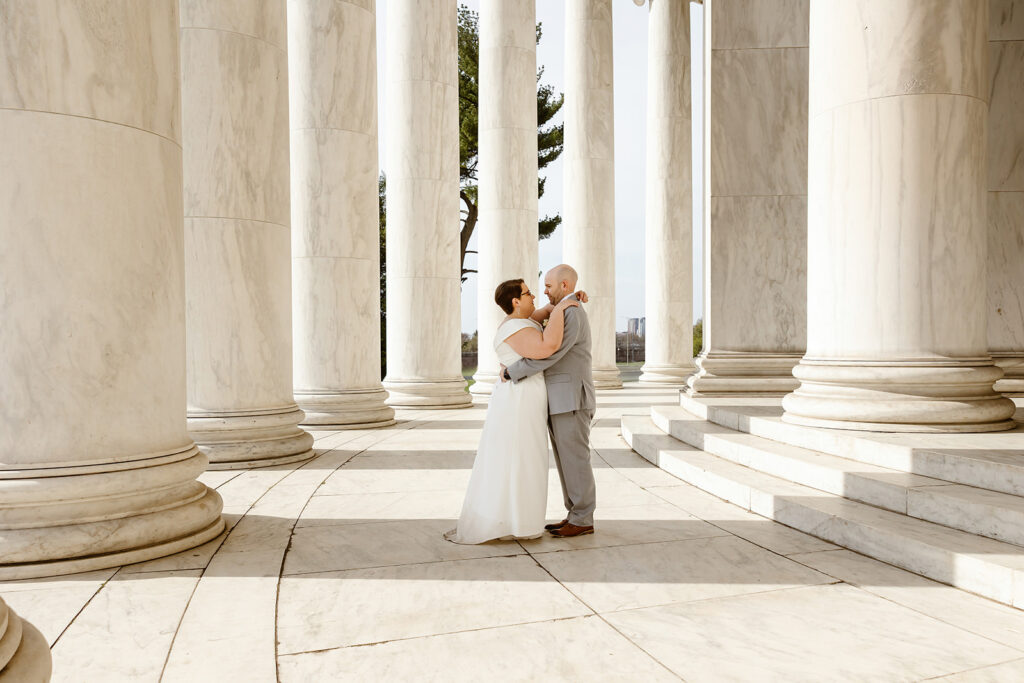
left=273, top=422, right=425, bottom=680
left=516, top=538, right=683, bottom=681
left=919, top=656, right=1024, bottom=681
left=279, top=551, right=527, bottom=578
left=526, top=531, right=735, bottom=558
left=158, top=422, right=413, bottom=680
left=276, top=613, right=599, bottom=659
left=779, top=557, right=1024, bottom=655
left=598, top=581, right=845, bottom=620
left=46, top=569, right=119, bottom=651
left=157, top=563, right=204, bottom=683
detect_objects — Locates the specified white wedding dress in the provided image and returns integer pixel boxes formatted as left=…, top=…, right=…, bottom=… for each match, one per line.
left=445, top=318, right=550, bottom=544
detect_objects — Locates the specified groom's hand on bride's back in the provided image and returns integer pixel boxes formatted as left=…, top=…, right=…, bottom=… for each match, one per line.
left=499, top=364, right=508, bottom=382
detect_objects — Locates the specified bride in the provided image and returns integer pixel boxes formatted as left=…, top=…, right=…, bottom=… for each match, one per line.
left=445, top=278, right=581, bottom=544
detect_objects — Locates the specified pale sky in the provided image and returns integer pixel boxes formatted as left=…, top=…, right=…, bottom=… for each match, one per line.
left=376, top=0, right=704, bottom=333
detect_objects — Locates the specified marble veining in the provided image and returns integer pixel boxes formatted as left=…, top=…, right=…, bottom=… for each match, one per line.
left=0, top=0, right=181, bottom=142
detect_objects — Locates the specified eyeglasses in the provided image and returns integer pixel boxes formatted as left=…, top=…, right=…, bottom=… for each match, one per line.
left=520, top=290, right=534, bottom=298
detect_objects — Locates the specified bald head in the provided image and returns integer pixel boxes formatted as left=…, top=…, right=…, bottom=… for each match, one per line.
left=543, top=264, right=578, bottom=304
left=548, top=264, right=578, bottom=289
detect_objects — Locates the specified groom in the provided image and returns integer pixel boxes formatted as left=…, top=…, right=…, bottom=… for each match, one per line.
left=502, top=264, right=596, bottom=537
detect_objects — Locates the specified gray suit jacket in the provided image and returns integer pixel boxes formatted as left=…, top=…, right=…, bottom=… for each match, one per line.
left=506, top=295, right=596, bottom=415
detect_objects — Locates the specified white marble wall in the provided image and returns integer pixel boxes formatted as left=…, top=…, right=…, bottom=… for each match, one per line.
left=0, top=598, right=51, bottom=680
left=640, top=0, right=693, bottom=385
left=988, top=0, right=1024, bottom=395
left=563, top=0, right=621, bottom=389
left=288, top=0, right=395, bottom=426
left=471, top=0, right=539, bottom=396
left=0, top=0, right=223, bottom=577
left=783, top=0, right=1016, bottom=432
left=180, top=0, right=315, bottom=464
left=383, top=0, right=471, bottom=408
left=686, top=0, right=808, bottom=396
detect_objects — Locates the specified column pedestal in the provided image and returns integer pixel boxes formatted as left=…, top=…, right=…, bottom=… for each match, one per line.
left=686, top=353, right=800, bottom=396
left=0, top=598, right=52, bottom=681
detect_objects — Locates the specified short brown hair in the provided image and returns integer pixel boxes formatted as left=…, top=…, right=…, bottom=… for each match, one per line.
left=494, top=278, right=526, bottom=314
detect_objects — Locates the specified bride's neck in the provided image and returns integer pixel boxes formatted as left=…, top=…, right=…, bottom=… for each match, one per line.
left=508, top=309, right=529, bottom=320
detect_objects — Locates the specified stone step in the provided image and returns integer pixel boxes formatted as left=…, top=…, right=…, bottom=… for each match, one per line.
left=621, top=415, right=1024, bottom=609
left=651, top=404, right=1024, bottom=549
left=680, top=395, right=1024, bottom=498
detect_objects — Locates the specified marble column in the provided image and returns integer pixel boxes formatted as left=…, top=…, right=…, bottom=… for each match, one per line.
left=563, top=0, right=621, bottom=389
left=639, top=0, right=694, bottom=385
left=470, top=0, right=539, bottom=396
left=288, top=0, right=396, bottom=427
left=783, top=0, right=1017, bottom=432
left=0, top=1, right=224, bottom=579
left=686, top=0, right=808, bottom=396
left=988, top=0, right=1024, bottom=396
left=181, top=1, right=316, bottom=464
left=0, top=598, right=51, bottom=681
left=383, top=0, right=471, bottom=408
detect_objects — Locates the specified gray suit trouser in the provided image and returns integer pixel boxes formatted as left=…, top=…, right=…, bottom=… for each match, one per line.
left=548, top=408, right=596, bottom=526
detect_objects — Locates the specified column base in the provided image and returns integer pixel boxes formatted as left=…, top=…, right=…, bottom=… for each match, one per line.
left=594, top=366, right=623, bottom=390
left=469, top=370, right=498, bottom=396
left=383, top=377, right=473, bottom=408
left=188, top=405, right=315, bottom=470
left=639, top=362, right=695, bottom=385
left=782, top=360, right=1018, bottom=433
left=0, top=445, right=225, bottom=580
left=993, top=354, right=1024, bottom=396
left=685, top=352, right=800, bottom=396
left=296, top=388, right=396, bottom=428
left=0, top=599, right=53, bottom=681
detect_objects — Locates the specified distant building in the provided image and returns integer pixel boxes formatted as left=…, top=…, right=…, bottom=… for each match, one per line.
left=627, top=317, right=645, bottom=337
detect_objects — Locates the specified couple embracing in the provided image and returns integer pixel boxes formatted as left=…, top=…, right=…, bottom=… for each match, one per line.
left=445, top=264, right=596, bottom=545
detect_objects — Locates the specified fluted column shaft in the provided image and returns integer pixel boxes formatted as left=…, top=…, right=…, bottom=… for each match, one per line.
left=0, top=598, right=51, bottom=681
left=288, top=0, right=396, bottom=427
left=988, top=0, right=1024, bottom=395
left=783, top=0, right=1016, bottom=432
left=471, top=0, right=539, bottom=395
left=181, top=1, right=315, bottom=465
left=686, top=0, right=808, bottom=397
left=383, top=0, right=471, bottom=408
left=640, top=0, right=693, bottom=385
left=0, top=1, right=223, bottom=579
left=563, top=0, right=621, bottom=389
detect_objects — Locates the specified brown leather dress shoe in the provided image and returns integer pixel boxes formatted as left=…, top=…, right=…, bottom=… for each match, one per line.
left=544, top=519, right=569, bottom=531
left=549, top=523, right=594, bottom=538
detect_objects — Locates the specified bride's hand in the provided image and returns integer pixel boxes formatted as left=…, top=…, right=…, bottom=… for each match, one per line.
left=554, top=298, right=580, bottom=313
left=574, top=290, right=589, bottom=303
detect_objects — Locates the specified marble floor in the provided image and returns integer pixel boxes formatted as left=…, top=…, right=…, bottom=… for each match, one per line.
left=5, top=385, right=1024, bottom=682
